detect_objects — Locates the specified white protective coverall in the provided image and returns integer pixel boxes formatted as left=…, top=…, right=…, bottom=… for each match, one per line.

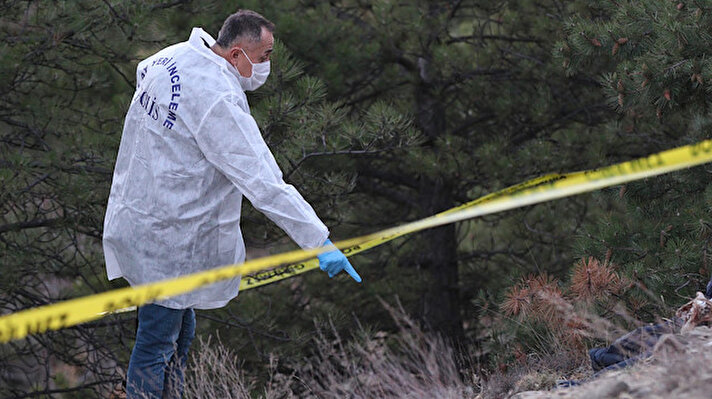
left=103, top=28, right=329, bottom=309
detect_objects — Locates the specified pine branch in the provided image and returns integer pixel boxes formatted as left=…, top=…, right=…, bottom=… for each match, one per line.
left=447, top=34, right=542, bottom=44
left=355, top=176, right=419, bottom=209
left=0, top=218, right=64, bottom=234
left=284, top=149, right=388, bottom=179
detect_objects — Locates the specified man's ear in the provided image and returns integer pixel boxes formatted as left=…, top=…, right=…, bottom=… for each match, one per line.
left=228, top=46, right=242, bottom=63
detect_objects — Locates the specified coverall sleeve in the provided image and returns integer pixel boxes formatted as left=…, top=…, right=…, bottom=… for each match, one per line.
left=194, top=96, right=329, bottom=249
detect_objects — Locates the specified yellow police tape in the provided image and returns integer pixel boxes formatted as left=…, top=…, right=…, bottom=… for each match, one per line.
left=2, top=140, right=712, bottom=343
left=100, top=173, right=564, bottom=316
left=238, top=173, right=565, bottom=290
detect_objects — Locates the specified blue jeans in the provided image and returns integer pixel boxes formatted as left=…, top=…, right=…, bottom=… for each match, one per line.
left=126, top=304, right=196, bottom=399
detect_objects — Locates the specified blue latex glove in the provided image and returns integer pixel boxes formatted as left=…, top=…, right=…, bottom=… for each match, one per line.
left=317, top=239, right=362, bottom=282
left=706, top=278, right=712, bottom=299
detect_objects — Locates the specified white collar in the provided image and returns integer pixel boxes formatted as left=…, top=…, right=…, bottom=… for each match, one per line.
left=187, top=27, right=241, bottom=79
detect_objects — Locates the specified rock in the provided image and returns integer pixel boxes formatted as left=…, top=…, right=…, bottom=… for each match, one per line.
left=580, top=380, right=629, bottom=399
left=509, top=391, right=551, bottom=399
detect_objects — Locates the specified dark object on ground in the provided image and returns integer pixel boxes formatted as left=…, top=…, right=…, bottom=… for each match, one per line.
left=586, top=293, right=712, bottom=375
left=555, top=379, right=581, bottom=388
left=588, top=318, right=682, bottom=374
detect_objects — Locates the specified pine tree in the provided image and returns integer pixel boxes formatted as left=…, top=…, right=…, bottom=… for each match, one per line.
left=0, top=2, right=177, bottom=396
left=247, top=0, right=614, bottom=343
left=1, top=0, right=652, bottom=394
left=559, top=0, right=712, bottom=316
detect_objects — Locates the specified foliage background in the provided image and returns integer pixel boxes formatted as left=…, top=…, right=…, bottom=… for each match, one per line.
left=1, top=0, right=710, bottom=397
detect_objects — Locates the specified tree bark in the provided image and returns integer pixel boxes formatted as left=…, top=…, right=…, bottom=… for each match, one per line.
left=412, top=54, right=464, bottom=343
left=418, top=191, right=464, bottom=343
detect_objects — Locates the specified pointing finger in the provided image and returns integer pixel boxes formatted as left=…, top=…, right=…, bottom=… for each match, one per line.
left=344, top=263, right=362, bottom=283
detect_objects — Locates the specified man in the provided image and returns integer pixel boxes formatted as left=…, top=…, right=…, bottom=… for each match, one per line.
left=102, top=10, right=361, bottom=399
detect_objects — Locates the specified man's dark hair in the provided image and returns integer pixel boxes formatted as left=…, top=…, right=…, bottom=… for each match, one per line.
left=216, top=10, right=275, bottom=48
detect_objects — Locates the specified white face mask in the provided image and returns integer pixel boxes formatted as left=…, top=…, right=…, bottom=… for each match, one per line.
left=237, top=48, right=270, bottom=91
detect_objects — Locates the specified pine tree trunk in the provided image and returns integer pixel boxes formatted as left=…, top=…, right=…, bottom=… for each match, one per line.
left=413, top=55, right=464, bottom=343
left=419, top=196, right=464, bottom=343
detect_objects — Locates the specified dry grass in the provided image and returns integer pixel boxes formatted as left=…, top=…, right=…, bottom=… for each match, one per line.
left=180, top=300, right=479, bottom=399
left=172, top=266, right=705, bottom=399
left=164, top=290, right=712, bottom=399
left=180, top=334, right=298, bottom=399
left=298, top=300, right=478, bottom=399
left=182, top=335, right=254, bottom=399
left=478, top=331, right=592, bottom=399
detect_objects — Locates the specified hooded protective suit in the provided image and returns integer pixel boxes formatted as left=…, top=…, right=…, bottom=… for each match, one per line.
left=103, top=28, right=329, bottom=309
